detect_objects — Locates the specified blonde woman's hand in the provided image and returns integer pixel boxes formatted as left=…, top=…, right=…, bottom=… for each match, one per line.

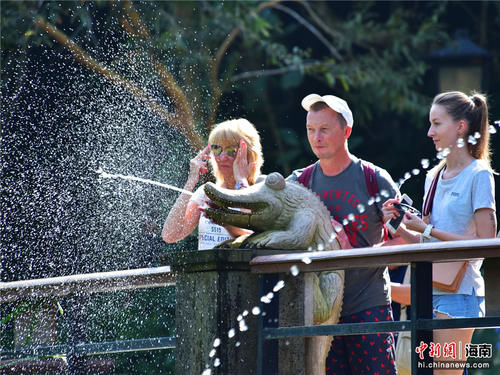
left=188, top=145, right=211, bottom=183
left=233, top=140, right=254, bottom=187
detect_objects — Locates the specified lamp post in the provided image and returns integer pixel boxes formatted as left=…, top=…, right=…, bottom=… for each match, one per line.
left=429, top=29, right=489, bottom=92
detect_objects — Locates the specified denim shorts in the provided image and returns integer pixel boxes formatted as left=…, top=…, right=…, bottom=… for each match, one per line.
left=433, top=291, right=485, bottom=319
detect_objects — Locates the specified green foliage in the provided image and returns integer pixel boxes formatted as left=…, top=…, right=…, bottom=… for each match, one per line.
left=2, top=1, right=499, bottom=373
left=1, top=1, right=448, bottom=135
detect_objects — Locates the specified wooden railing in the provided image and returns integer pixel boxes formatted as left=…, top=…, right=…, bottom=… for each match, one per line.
left=0, top=267, right=176, bottom=374
left=0, top=266, right=175, bottom=303
left=250, top=238, right=500, bottom=375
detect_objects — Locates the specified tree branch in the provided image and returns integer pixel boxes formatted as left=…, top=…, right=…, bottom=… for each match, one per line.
left=295, top=0, right=344, bottom=42
left=230, top=61, right=334, bottom=82
left=208, top=0, right=283, bottom=128
left=273, top=3, right=342, bottom=61
left=118, top=1, right=197, bottom=146
left=34, top=16, right=203, bottom=151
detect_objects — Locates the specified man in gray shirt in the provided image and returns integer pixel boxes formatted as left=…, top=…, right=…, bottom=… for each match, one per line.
left=288, top=94, right=401, bottom=375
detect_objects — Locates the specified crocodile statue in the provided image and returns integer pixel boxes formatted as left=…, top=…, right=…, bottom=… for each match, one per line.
left=203, top=172, right=347, bottom=375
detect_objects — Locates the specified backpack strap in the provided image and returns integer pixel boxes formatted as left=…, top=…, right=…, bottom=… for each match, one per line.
left=297, top=163, right=316, bottom=188
left=423, top=167, right=443, bottom=217
left=362, top=161, right=379, bottom=198
left=362, top=160, right=392, bottom=241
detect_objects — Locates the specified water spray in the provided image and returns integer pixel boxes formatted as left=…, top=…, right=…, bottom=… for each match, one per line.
left=96, top=168, right=193, bottom=195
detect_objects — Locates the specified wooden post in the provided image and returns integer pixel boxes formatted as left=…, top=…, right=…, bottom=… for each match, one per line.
left=483, top=258, right=500, bottom=316
left=277, top=272, right=313, bottom=375
left=166, top=249, right=273, bottom=375
left=411, top=262, right=433, bottom=375
left=14, top=299, right=57, bottom=348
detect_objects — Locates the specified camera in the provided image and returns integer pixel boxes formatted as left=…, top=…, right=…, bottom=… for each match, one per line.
left=386, top=193, right=413, bottom=234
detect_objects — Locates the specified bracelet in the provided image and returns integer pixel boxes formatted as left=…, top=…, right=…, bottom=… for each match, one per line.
left=422, top=223, right=433, bottom=241
left=234, top=182, right=248, bottom=190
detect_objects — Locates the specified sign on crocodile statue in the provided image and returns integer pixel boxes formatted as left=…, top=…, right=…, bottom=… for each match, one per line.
left=204, top=172, right=346, bottom=375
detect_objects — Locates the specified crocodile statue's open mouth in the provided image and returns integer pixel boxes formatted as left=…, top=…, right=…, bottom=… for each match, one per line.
left=203, top=183, right=269, bottom=229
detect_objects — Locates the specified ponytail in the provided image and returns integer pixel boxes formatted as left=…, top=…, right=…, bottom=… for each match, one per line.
left=432, top=91, right=492, bottom=168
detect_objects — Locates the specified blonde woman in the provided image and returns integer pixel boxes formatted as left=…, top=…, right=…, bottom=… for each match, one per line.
left=162, top=118, right=264, bottom=249
left=384, top=91, right=496, bottom=374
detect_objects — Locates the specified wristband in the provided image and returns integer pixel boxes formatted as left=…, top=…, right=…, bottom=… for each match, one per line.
left=422, top=224, right=434, bottom=241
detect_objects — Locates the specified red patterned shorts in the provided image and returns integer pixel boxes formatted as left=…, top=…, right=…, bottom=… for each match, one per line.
left=325, top=305, right=397, bottom=375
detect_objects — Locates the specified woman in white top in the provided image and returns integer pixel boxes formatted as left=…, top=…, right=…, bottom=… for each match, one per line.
left=383, top=91, right=496, bottom=374
left=162, top=118, right=264, bottom=249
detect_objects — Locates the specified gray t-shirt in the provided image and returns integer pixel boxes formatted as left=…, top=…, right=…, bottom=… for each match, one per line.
left=288, top=157, right=400, bottom=316
left=425, top=159, right=495, bottom=296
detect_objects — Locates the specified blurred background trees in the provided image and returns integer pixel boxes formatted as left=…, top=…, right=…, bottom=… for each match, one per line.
left=1, top=1, right=499, bottom=373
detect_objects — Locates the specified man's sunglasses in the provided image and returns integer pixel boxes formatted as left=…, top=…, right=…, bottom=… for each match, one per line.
left=210, top=144, right=239, bottom=158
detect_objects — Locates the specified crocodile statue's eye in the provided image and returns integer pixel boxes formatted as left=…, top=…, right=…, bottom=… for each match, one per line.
left=265, top=172, right=286, bottom=190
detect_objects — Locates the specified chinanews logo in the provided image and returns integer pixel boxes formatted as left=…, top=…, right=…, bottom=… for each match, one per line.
left=415, top=341, right=492, bottom=370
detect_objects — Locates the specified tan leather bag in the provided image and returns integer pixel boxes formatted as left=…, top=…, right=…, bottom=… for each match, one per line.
left=432, top=261, right=468, bottom=292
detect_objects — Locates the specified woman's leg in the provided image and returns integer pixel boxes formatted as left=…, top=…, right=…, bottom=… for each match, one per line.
left=433, top=312, right=474, bottom=375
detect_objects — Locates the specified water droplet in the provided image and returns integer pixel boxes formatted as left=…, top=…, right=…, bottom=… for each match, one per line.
left=436, top=151, right=444, bottom=160
left=237, top=314, right=243, bottom=321
left=380, top=189, right=390, bottom=198
left=252, top=306, right=261, bottom=315
left=347, top=213, right=355, bottom=221
left=334, top=225, right=343, bottom=233
left=239, top=320, right=248, bottom=331
left=357, top=203, right=366, bottom=213
left=474, top=131, right=481, bottom=139
left=488, top=125, right=497, bottom=134
left=411, top=169, right=420, bottom=176
left=214, top=358, right=221, bottom=367
left=260, top=295, right=272, bottom=304
left=456, top=138, right=465, bottom=148
left=367, top=197, right=375, bottom=206
left=213, top=338, right=221, bottom=348
left=290, top=265, right=299, bottom=276
left=421, top=159, right=430, bottom=169
left=202, top=369, right=212, bottom=375
left=442, top=147, right=450, bottom=157
left=317, top=243, right=324, bottom=251
left=228, top=328, right=236, bottom=338
left=235, top=341, right=241, bottom=347
left=404, top=172, right=411, bottom=180
left=495, top=120, right=500, bottom=126
left=273, top=280, right=285, bottom=292
left=242, top=310, right=249, bottom=316
left=342, top=218, right=349, bottom=226
left=375, top=195, right=381, bottom=203
left=307, top=246, right=313, bottom=252
left=302, top=256, right=312, bottom=264
left=468, top=135, right=477, bottom=145
left=209, top=349, right=216, bottom=358
left=328, top=232, right=337, bottom=242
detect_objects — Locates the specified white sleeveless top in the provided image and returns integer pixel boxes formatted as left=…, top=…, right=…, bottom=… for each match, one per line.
left=190, top=185, right=232, bottom=250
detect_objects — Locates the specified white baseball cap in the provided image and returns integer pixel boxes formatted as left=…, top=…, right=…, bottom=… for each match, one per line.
left=301, top=94, right=354, bottom=128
